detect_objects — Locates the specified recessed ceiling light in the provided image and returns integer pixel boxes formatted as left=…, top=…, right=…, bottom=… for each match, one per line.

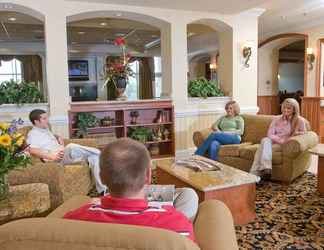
left=187, top=32, right=195, bottom=37
left=100, top=22, right=108, bottom=26
left=115, top=13, right=122, bottom=17
left=8, top=17, right=16, bottom=21
left=78, top=31, right=85, bottom=35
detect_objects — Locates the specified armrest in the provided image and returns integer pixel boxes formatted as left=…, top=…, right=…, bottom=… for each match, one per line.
left=47, top=195, right=91, bottom=218
left=193, top=128, right=213, bottom=147
left=64, top=138, right=99, bottom=148
left=194, top=200, right=238, bottom=250
left=282, top=131, right=319, bottom=158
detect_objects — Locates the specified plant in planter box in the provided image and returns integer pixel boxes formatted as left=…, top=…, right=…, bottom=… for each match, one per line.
left=76, top=113, right=99, bottom=138
left=0, top=80, right=44, bottom=105
left=188, top=77, right=224, bottom=98
left=128, top=127, right=153, bottom=143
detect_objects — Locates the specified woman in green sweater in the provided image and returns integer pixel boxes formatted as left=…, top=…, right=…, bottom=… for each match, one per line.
left=195, top=101, right=244, bottom=160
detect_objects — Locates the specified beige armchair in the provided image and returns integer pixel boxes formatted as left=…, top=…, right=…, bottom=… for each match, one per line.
left=7, top=126, right=97, bottom=209
left=0, top=196, right=238, bottom=250
left=193, top=114, right=318, bottom=183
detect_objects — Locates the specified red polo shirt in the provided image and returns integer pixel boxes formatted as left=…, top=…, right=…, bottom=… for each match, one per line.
left=63, top=195, right=196, bottom=242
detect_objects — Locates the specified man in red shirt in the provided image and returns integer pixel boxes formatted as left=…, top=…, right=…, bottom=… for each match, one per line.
left=64, top=138, right=196, bottom=242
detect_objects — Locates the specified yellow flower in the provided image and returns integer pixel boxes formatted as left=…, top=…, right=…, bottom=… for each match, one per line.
left=16, top=137, right=24, bottom=147
left=0, top=134, right=12, bottom=147
left=0, top=123, right=10, bottom=131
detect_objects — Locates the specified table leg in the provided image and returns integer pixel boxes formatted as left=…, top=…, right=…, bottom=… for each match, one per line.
left=318, top=157, right=324, bottom=196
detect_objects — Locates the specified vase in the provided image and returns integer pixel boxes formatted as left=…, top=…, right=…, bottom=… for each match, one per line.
left=114, top=77, right=127, bottom=101
left=0, top=174, right=9, bottom=201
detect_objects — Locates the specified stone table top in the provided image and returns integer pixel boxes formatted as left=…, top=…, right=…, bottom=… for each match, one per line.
left=309, top=144, right=324, bottom=157
left=0, top=183, right=50, bottom=224
left=157, top=156, right=260, bottom=192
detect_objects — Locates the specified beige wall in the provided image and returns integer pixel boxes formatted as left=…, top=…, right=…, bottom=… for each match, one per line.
left=2, top=0, right=261, bottom=153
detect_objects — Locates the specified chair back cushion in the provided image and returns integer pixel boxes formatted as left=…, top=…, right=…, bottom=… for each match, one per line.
left=0, top=218, right=200, bottom=250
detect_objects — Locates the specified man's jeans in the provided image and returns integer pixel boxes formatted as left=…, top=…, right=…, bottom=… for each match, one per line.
left=63, top=143, right=107, bottom=194
left=195, top=132, right=241, bottom=160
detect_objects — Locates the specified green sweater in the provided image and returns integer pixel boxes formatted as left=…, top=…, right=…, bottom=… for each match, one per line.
left=211, top=115, right=244, bottom=135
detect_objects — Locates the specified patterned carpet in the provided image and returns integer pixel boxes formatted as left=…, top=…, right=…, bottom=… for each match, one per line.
left=235, top=172, right=324, bottom=250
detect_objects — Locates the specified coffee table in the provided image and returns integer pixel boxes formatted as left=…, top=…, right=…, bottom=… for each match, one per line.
left=156, top=156, right=260, bottom=225
left=309, top=144, right=324, bottom=196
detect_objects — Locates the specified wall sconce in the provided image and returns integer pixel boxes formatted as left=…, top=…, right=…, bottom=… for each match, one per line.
left=306, top=48, right=315, bottom=70
left=242, top=46, right=252, bottom=68
left=209, top=63, right=217, bottom=71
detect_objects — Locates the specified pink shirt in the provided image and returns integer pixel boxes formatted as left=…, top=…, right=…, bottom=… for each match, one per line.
left=267, top=116, right=306, bottom=144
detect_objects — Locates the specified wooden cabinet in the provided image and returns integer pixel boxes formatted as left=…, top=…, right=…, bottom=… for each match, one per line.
left=68, top=99, right=175, bottom=158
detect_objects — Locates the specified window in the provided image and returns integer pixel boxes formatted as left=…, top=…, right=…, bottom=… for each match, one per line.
left=124, top=57, right=162, bottom=100
left=154, top=57, right=162, bottom=98
left=125, top=61, right=139, bottom=100
left=0, top=59, right=22, bottom=83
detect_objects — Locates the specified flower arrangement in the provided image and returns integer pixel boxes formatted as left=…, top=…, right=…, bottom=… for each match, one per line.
left=0, top=119, right=30, bottom=199
left=103, top=37, right=134, bottom=91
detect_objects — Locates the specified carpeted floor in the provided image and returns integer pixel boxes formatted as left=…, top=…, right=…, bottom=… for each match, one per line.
left=235, top=172, right=324, bottom=250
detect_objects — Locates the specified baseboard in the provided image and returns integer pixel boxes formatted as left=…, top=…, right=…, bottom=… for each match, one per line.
left=175, top=147, right=196, bottom=159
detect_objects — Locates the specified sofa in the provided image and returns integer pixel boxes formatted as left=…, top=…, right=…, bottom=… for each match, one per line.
left=193, top=114, right=318, bottom=183
left=7, top=126, right=96, bottom=209
left=0, top=195, right=238, bottom=250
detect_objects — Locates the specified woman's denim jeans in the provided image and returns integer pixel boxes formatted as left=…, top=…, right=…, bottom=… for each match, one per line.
left=195, top=132, right=241, bottom=161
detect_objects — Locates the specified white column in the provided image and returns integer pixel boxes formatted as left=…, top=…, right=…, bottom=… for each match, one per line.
left=231, top=9, right=264, bottom=112
left=44, top=11, right=70, bottom=136
left=170, top=20, right=188, bottom=110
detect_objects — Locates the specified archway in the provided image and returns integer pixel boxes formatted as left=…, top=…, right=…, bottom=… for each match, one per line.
left=66, top=11, right=170, bottom=101
left=186, top=18, right=233, bottom=98
left=258, top=33, right=308, bottom=115
left=0, top=3, right=47, bottom=100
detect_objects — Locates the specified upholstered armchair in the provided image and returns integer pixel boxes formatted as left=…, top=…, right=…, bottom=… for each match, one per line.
left=7, top=126, right=97, bottom=209
left=193, top=114, right=318, bottom=183
left=0, top=196, right=238, bottom=250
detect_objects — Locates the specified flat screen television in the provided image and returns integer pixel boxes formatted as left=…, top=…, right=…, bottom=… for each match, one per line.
left=68, top=60, right=89, bottom=81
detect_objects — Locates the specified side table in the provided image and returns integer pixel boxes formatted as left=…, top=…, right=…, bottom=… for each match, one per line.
left=309, top=144, right=324, bottom=196
left=0, top=183, right=51, bottom=224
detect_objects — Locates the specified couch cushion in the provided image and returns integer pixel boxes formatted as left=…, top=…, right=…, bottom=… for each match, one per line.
left=218, top=142, right=252, bottom=157
left=241, top=114, right=274, bottom=144
left=239, top=143, right=283, bottom=164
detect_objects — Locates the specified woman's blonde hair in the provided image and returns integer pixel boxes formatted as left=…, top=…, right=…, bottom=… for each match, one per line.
left=225, top=100, right=240, bottom=115
left=281, top=98, right=301, bottom=135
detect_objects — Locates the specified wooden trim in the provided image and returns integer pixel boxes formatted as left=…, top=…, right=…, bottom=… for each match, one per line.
left=304, top=37, right=309, bottom=97
left=257, top=95, right=280, bottom=115
left=301, top=97, right=321, bottom=134
left=259, top=33, right=307, bottom=48
left=316, top=38, right=324, bottom=97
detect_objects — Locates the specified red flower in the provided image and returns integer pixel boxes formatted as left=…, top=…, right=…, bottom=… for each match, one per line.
left=115, top=37, right=125, bottom=46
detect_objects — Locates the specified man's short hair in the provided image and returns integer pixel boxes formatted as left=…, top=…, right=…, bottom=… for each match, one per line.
left=100, top=138, right=151, bottom=196
left=29, top=109, right=46, bottom=125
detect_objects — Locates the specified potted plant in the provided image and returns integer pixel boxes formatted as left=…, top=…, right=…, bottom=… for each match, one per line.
left=0, top=80, right=44, bottom=105
left=0, top=119, right=30, bottom=200
left=128, top=127, right=153, bottom=143
left=188, top=77, right=224, bottom=98
left=103, top=37, right=134, bottom=100
left=130, top=111, right=139, bottom=124
left=76, top=113, right=99, bottom=138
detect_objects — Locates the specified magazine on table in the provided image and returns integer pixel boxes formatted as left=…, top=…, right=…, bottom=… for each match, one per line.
left=145, top=184, right=175, bottom=207
left=174, top=156, right=221, bottom=172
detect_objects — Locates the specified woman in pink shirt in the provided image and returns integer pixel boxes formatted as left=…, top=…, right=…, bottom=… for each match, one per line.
left=250, top=98, right=306, bottom=178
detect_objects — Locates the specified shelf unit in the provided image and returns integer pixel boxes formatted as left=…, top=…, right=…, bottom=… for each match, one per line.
left=68, top=99, right=175, bottom=158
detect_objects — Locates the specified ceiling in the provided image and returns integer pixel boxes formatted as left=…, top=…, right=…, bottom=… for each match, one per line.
left=3, top=1, right=324, bottom=45
left=66, top=0, right=268, bottom=14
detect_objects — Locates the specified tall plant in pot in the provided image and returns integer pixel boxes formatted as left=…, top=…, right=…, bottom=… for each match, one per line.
left=103, top=37, right=134, bottom=100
